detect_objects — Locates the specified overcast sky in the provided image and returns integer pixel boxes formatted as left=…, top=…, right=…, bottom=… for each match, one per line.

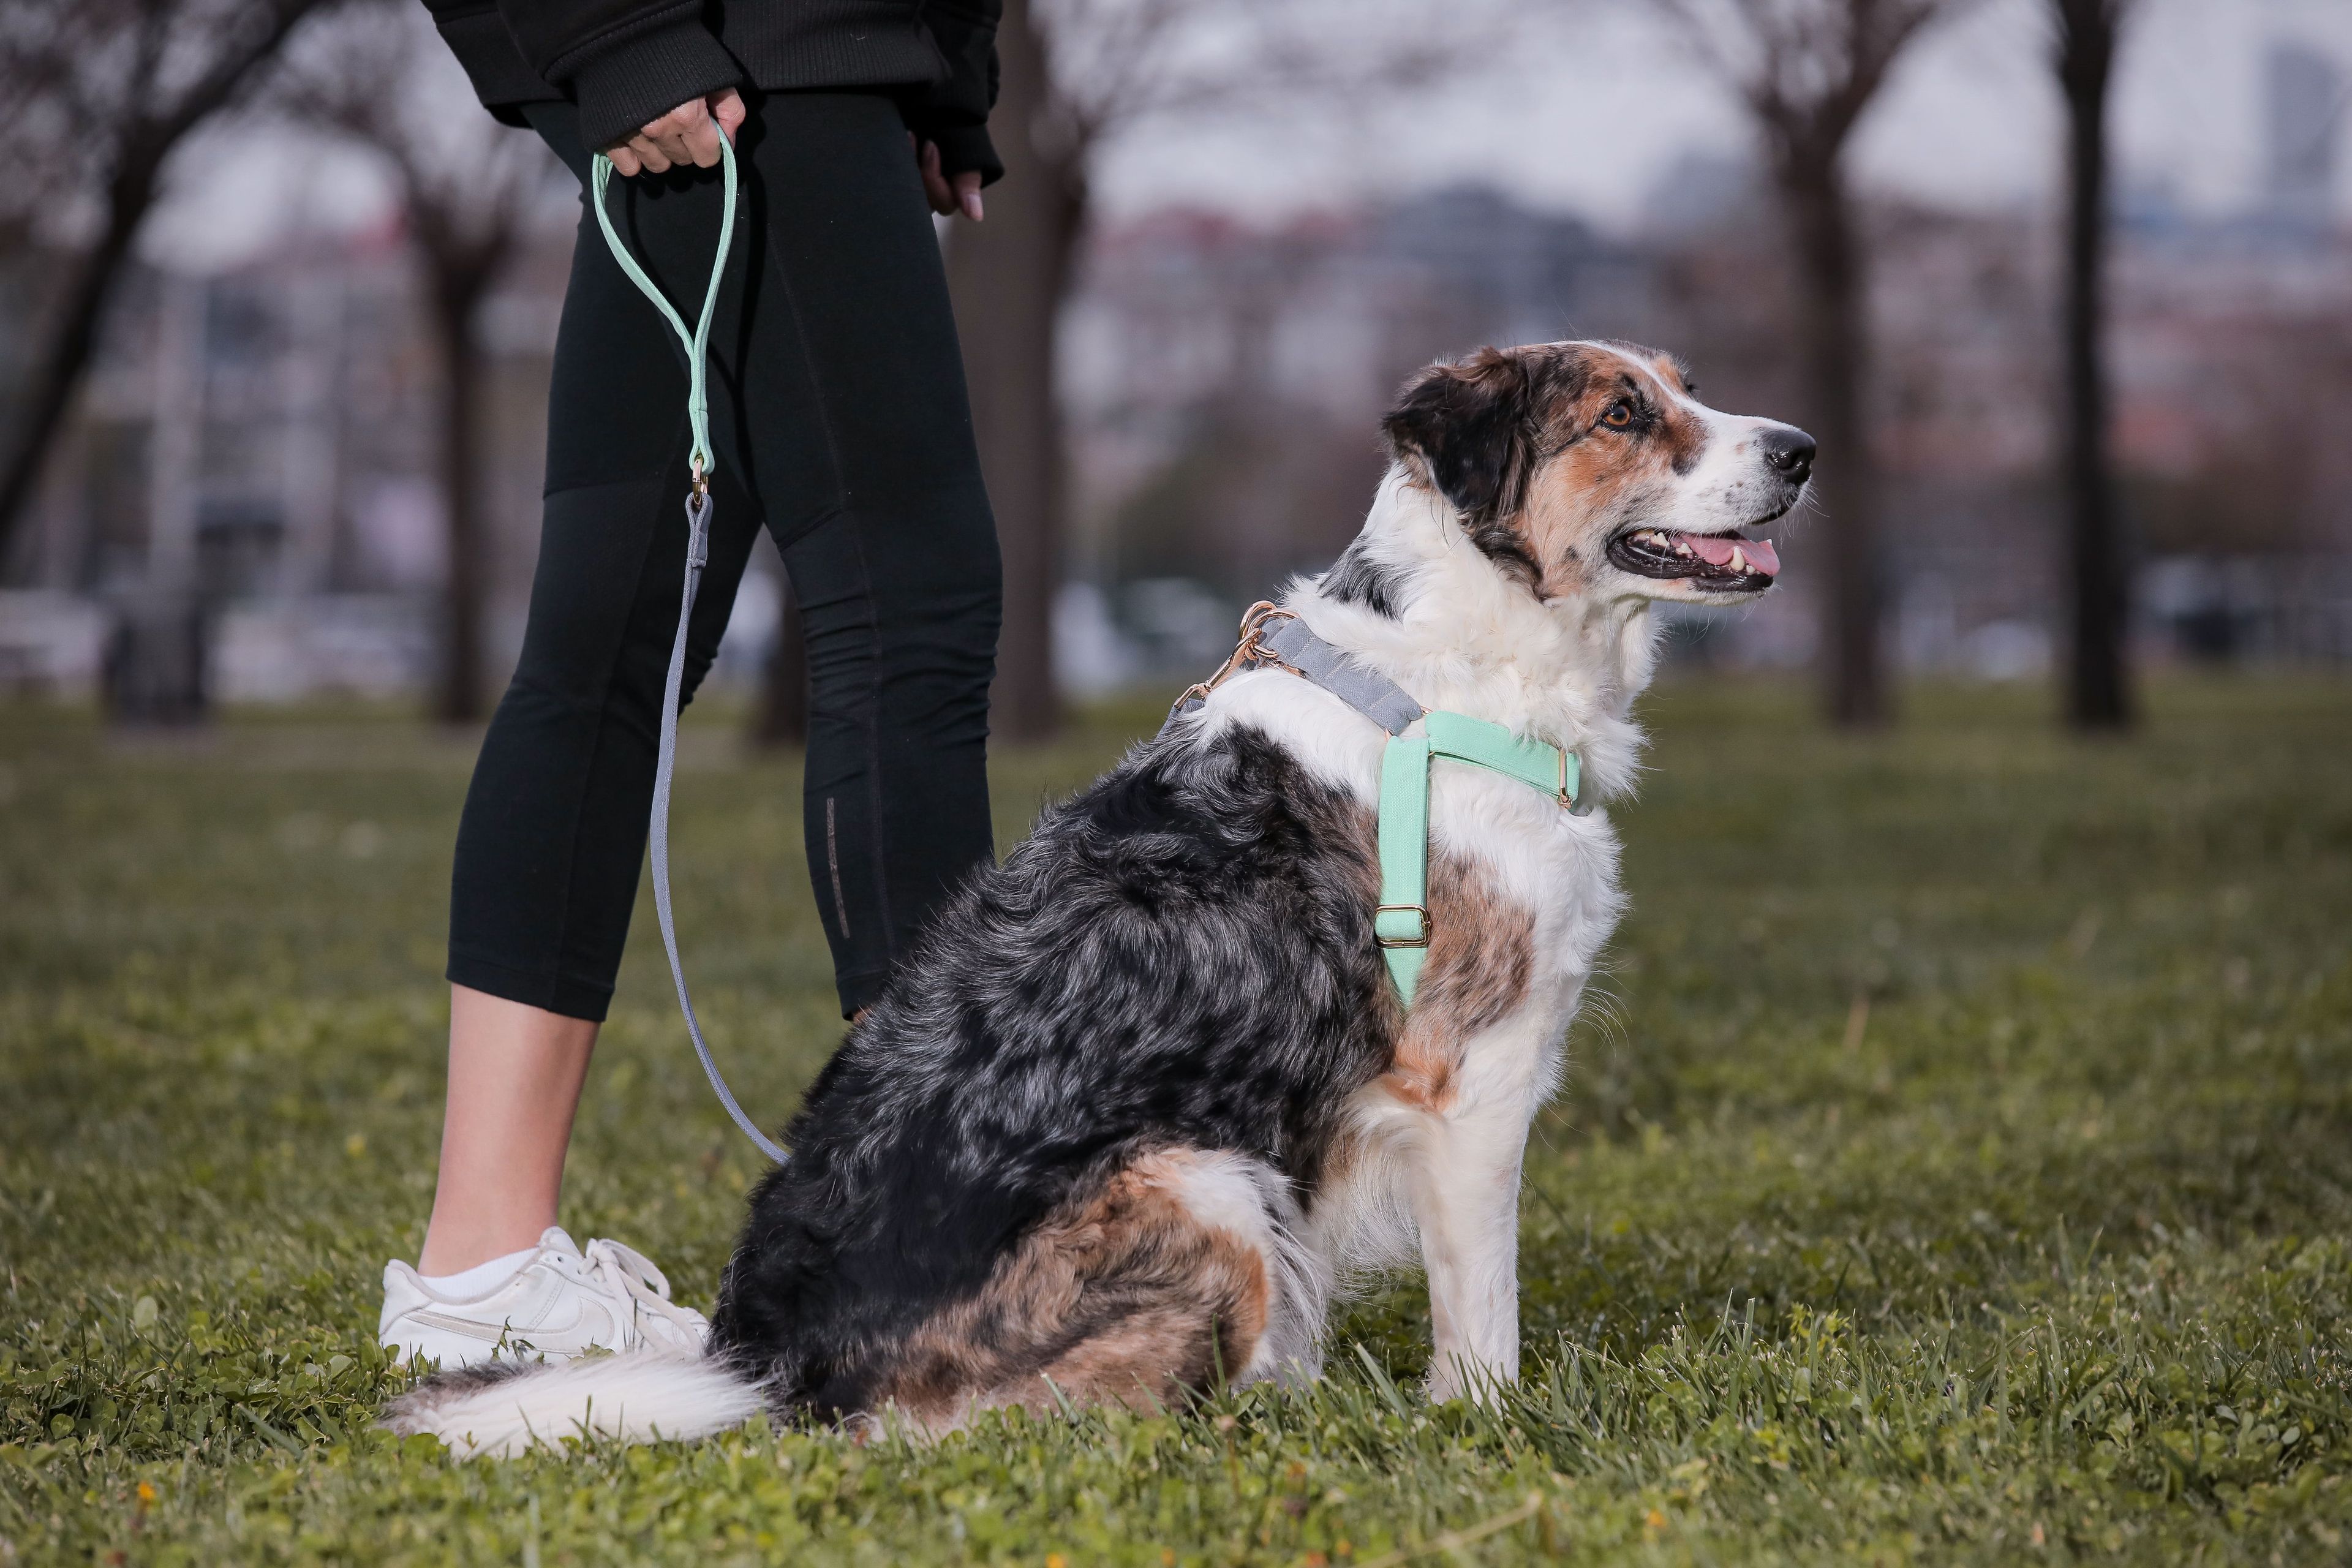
left=1091, top=0, right=2352, bottom=225
left=147, top=0, right=2352, bottom=270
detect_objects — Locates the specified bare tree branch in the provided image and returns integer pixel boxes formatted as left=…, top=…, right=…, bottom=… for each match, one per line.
left=1653, top=0, right=1968, bottom=726
left=273, top=1, right=566, bottom=721
left=0, top=0, right=337, bottom=561
left=1039, top=0, right=1508, bottom=172
left=1661, top=0, right=1954, bottom=176
left=952, top=0, right=1515, bottom=736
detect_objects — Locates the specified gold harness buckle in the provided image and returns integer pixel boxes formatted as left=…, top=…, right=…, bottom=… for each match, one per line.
left=1374, top=903, right=1431, bottom=948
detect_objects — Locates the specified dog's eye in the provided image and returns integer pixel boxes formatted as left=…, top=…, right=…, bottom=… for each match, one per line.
left=1600, top=400, right=1635, bottom=430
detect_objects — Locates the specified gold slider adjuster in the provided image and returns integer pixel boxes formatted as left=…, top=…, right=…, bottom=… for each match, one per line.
left=1374, top=904, right=1431, bottom=949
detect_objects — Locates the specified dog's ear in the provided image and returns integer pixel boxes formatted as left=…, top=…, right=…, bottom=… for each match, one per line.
left=1383, top=349, right=1534, bottom=520
left=1382, top=349, right=1554, bottom=581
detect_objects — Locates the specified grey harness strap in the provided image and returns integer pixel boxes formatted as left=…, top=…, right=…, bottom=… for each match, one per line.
left=1159, top=607, right=1597, bottom=816
left=1159, top=609, right=1425, bottom=739
left=1258, top=615, right=1427, bottom=736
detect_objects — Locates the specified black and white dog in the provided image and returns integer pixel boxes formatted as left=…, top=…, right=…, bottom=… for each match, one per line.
left=393, top=340, right=1812, bottom=1454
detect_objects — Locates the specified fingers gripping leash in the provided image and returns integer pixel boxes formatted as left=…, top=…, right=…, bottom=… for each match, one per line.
left=592, top=131, right=790, bottom=1165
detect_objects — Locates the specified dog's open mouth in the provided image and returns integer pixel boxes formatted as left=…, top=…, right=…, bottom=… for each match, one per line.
left=1607, top=527, right=1781, bottom=589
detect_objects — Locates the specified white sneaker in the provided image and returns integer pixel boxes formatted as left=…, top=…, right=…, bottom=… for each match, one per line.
left=379, top=1227, right=709, bottom=1370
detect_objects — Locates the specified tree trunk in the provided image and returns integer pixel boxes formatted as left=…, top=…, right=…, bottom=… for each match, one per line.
left=2058, top=1, right=2133, bottom=729
left=945, top=0, right=1085, bottom=741
left=0, top=149, right=167, bottom=557
left=431, top=282, right=490, bottom=725
left=0, top=0, right=325, bottom=558
left=752, top=574, right=809, bottom=745
left=1782, top=155, right=1888, bottom=729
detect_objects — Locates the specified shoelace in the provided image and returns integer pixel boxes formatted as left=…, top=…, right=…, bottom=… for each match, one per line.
left=583, top=1237, right=708, bottom=1349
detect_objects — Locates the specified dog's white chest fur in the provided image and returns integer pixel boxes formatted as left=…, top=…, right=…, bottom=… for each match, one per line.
left=1183, top=469, right=1654, bottom=1400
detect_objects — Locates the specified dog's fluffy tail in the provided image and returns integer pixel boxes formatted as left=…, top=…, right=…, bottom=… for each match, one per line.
left=383, top=1352, right=765, bottom=1459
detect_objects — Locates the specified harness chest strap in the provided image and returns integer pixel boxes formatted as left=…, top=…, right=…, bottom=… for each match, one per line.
left=1165, top=607, right=1588, bottom=1006
left=1374, top=712, right=1582, bottom=1005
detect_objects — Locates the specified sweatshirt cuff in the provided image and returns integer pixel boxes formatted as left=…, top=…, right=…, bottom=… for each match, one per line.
left=569, top=18, right=744, bottom=154
left=922, top=123, right=1004, bottom=187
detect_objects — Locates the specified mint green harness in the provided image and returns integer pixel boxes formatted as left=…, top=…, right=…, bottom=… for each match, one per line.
left=1163, top=605, right=1586, bottom=1006
left=1373, top=713, right=1581, bottom=1002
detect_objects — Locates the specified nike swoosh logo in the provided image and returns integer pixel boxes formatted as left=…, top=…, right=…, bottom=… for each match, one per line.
left=404, top=1298, right=617, bottom=1354
left=518, top=1296, right=616, bottom=1354
left=405, top=1310, right=517, bottom=1343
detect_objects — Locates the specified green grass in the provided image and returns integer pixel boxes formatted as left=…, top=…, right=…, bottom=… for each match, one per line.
left=3, top=676, right=2350, bottom=1565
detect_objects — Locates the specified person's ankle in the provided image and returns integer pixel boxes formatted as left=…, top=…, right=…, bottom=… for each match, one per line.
left=418, top=1218, right=554, bottom=1277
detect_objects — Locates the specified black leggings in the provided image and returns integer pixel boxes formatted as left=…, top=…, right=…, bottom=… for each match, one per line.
left=448, top=92, right=1000, bottom=1022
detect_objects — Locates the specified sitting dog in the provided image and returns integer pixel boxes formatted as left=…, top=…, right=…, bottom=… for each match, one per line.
left=391, top=339, right=1812, bottom=1455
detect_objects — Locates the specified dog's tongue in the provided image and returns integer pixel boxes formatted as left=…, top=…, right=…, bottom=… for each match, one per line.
left=1681, top=532, right=1779, bottom=576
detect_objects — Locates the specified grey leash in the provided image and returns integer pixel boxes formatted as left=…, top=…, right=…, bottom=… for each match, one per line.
left=648, top=492, right=791, bottom=1163
left=594, top=130, right=790, bottom=1165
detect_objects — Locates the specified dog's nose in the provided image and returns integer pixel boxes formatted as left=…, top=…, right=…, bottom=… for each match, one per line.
left=1760, top=426, right=1815, bottom=482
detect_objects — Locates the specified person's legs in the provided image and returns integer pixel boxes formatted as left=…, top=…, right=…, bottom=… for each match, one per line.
left=417, top=987, right=597, bottom=1275
left=729, top=91, right=1001, bottom=1017
left=410, top=89, right=998, bottom=1292
left=421, top=103, right=764, bottom=1276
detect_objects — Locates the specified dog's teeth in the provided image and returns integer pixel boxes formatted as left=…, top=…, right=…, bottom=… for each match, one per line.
left=1729, top=545, right=1749, bottom=572
left=1674, top=540, right=1693, bottom=556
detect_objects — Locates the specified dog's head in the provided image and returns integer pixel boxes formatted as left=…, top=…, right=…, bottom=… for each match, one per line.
left=1382, top=340, right=1812, bottom=605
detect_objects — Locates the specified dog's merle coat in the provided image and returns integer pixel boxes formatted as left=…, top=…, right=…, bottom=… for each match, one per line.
left=386, top=340, right=1815, bottom=1453
left=710, top=725, right=1391, bottom=1416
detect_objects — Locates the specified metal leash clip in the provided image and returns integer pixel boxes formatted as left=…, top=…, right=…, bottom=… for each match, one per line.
left=1164, top=600, right=1302, bottom=727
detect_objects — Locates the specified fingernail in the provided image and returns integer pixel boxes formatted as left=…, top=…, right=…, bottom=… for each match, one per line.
left=963, top=193, right=984, bottom=221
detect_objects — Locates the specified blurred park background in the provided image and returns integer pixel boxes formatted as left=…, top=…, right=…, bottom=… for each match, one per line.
left=1, top=0, right=2348, bottom=735
left=7, top=4, right=2352, bottom=1561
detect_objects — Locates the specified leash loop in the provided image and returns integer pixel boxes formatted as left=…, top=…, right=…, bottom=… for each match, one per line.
left=590, top=137, right=735, bottom=478
left=593, top=131, right=788, bottom=1165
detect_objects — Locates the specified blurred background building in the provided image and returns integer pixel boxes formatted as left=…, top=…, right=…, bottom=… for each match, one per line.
left=2, top=0, right=2348, bottom=710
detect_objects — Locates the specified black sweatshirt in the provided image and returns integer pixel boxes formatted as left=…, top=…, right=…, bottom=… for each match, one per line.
left=421, top=0, right=1004, bottom=182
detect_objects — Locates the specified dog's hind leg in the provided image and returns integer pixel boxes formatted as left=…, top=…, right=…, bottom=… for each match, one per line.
left=1137, top=1148, right=1327, bottom=1387
left=867, top=1148, right=1325, bottom=1433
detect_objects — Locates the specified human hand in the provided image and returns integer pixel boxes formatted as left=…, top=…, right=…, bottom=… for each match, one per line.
left=605, top=87, right=747, bottom=176
left=914, top=136, right=984, bottom=221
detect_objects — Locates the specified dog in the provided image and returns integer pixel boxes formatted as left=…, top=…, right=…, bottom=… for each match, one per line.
left=390, top=339, right=1814, bottom=1455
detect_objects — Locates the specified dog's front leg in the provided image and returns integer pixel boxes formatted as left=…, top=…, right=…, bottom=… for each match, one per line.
left=1406, top=1097, right=1529, bottom=1403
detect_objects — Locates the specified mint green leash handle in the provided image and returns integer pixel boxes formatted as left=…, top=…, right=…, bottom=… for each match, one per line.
left=1374, top=712, right=1582, bottom=1005
left=591, top=133, right=787, bottom=1164
left=590, top=133, right=738, bottom=480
